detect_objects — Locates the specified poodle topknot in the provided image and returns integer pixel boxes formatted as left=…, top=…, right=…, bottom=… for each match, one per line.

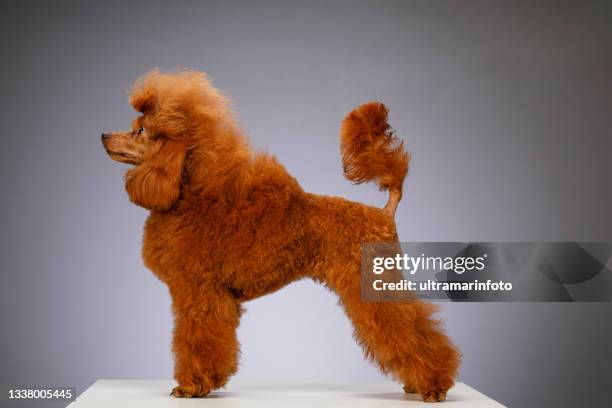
left=102, top=69, right=460, bottom=402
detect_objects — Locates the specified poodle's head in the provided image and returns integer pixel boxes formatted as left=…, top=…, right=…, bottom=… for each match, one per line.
left=102, top=69, right=232, bottom=211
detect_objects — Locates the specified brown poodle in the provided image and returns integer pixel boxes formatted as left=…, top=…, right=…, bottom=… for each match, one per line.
left=101, top=69, right=460, bottom=402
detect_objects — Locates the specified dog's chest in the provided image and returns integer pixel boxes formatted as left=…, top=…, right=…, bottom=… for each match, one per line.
left=139, top=207, right=243, bottom=279
left=139, top=184, right=308, bottom=283
left=140, top=212, right=204, bottom=280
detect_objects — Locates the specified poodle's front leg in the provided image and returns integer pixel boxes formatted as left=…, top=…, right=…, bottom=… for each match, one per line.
left=169, top=287, right=241, bottom=398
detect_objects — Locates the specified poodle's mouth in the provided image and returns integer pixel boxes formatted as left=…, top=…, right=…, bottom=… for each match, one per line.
left=106, top=150, right=141, bottom=165
left=101, top=132, right=147, bottom=166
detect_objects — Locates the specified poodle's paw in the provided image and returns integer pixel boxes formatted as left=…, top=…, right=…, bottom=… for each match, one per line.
left=422, top=390, right=447, bottom=403
left=403, top=385, right=417, bottom=394
left=170, top=384, right=210, bottom=398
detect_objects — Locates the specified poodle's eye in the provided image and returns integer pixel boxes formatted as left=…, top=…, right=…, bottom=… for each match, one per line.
left=136, top=126, right=145, bottom=135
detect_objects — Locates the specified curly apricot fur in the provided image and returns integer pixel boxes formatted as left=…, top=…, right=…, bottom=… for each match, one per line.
left=103, top=69, right=460, bottom=402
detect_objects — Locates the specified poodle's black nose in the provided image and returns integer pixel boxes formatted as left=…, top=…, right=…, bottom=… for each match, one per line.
left=101, top=133, right=111, bottom=141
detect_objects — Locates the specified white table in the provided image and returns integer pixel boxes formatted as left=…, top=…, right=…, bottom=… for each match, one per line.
left=68, top=380, right=505, bottom=407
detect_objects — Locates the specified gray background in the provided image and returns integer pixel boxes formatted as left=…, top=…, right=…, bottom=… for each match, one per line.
left=1, top=1, right=611, bottom=407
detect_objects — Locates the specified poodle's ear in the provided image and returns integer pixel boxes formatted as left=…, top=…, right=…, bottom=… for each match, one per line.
left=125, top=140, right=187, bottom=211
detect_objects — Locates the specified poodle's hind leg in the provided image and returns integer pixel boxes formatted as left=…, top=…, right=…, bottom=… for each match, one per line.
left=326, top=263, right=460, bottom=403
left=170, top=288, right=241, bottom=398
